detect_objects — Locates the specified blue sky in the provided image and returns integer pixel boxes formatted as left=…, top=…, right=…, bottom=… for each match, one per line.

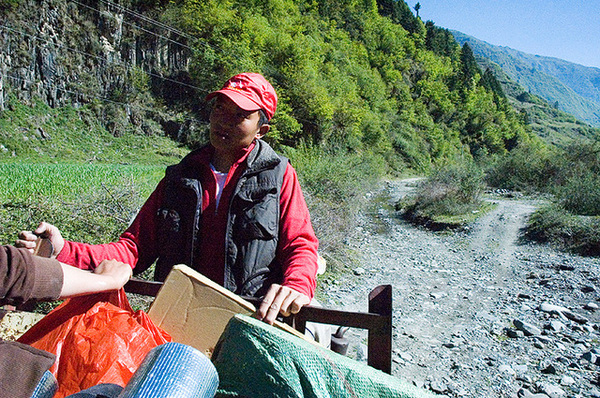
left=415, top=0, right=600, bottom=69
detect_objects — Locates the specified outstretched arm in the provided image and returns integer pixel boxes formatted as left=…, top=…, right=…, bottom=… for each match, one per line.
left=1, top=246, right=132, bottom=306
left=58, top=259, right=132, bottom=298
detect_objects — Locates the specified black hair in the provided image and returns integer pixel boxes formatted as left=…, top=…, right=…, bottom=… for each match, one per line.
left=258, top=109, right=269, bottom=127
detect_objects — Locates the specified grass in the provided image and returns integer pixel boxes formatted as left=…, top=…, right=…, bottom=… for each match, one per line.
left=0, top=97, right=187, bottom=245
left=0, top=96, right=188, bottom=164
left=0, top=163, right=167, bottom=245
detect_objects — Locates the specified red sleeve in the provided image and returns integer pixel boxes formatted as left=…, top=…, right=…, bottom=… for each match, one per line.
left=277, top=163, right=319, bottom=299
left=56, top=180, right=165, bottom=273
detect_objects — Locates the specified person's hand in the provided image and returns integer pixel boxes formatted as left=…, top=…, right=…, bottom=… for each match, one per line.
left=93, top=259, right=133, bottom=290
left=255, top=284, right=310, bottom=325
left=16, top=222, right=65, bottom=258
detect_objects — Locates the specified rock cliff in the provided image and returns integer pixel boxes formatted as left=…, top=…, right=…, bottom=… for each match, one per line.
left=0, top=0, right=198, bottom=138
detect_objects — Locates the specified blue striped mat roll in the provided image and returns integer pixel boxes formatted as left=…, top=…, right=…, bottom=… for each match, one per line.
left=30, top=370, right=58, bottom=398
left=118, top=342, right=219, bottom=398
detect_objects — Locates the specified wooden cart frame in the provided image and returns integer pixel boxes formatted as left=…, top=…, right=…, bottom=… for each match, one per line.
left=124, top=279, right=393, bottom=374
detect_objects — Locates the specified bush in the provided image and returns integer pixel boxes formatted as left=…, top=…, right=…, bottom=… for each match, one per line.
left=555, top=172, right=600, bottom=216
left=284, top=143, right=388, bottom=271
left=485, top=141, right=561, bottom=193
left=526, top=205, right=600, bottom=256
left=398, top=161, right=486, bottom=228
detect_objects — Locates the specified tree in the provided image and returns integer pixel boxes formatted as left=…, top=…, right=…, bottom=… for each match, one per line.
left=376, top=0, right=421, bottom=34
left=413, top=2, right=420, bottom=18
left=458, top=43, right=481, bottom=90
left=480, top=68, right=506, bottom=103
left=425, top=21, right=458, bottom=57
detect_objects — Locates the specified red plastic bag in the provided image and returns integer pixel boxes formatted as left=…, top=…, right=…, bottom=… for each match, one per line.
left=18, top=289, right=171, bottom=398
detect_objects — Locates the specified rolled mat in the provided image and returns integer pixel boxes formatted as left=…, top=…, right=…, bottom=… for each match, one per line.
left=118, top=342, right=219, bottom=398
left=213, top=314, right=438, bottom=398
left=31, top=371, right=58, bottom=398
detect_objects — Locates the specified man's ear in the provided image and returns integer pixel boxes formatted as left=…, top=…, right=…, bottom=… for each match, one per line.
left=256, top=124, right=270, bottom=139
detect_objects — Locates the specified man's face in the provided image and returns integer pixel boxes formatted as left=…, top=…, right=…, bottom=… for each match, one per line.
left=209, top=95, right=266, bottom=154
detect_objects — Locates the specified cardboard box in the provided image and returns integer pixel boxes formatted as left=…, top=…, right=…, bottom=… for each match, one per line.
left=147, top=264, right=306, bottom=358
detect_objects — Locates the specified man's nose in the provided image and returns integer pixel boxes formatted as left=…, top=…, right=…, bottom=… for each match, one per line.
left=212, top=111, right=233, bottom=127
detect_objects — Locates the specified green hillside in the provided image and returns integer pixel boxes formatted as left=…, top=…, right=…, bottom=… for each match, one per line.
left=1, top=0, right=531, bottom=171
left=476, top=60, right=600, bottom=146
left=451, top=30, right=600, bottom=127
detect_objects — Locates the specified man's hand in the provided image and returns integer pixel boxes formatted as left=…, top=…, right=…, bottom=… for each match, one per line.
left=255, top=284, right=310, bottom=325
left=16, top=222, right=65, bottom=258
left=94, top=259, right=133, bottom=291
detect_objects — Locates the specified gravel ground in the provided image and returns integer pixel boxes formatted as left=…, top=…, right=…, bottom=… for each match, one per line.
left=320, top=179, right=600, bottom=398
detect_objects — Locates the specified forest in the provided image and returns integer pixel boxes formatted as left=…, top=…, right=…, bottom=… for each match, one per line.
left=1, top=0, right=598, bottom=262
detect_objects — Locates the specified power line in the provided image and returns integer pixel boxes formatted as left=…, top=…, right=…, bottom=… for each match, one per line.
left=75, top=0, right=222, bottom=56
left=70, top=0, right=198, bottom=53
left=97, top=0, right=194, bottom=42
left=0, top=23, right=208, bottom=94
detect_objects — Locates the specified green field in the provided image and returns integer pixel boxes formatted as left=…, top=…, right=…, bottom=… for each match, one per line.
left=0, top=163, right=167, bottom=245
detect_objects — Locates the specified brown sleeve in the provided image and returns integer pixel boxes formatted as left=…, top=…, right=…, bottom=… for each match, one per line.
left=0, top=245, right=63, bottom=305
left=0, top=340, right=56, bottom=398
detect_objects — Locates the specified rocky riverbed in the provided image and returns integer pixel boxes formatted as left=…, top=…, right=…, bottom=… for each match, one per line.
left=320, top=179, right=600, bottom=398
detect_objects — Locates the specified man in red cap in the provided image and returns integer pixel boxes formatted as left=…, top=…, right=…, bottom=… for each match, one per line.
left=17, top=73, right=319, bottom=326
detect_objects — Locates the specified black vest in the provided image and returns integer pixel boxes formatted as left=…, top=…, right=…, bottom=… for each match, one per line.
left=153, top=140, right=288, bottom=297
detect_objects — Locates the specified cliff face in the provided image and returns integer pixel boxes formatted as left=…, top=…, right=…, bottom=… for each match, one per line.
left=0, top=0, right=196, bottom=137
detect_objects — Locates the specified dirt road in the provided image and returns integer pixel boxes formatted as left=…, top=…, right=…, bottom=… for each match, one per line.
left=321, top=180, right=600, bottom=397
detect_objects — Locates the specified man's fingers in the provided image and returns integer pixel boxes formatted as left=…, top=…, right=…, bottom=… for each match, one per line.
left=255, top=284, right=311, bottom=325
left=15, top=231, right=38, bottom=252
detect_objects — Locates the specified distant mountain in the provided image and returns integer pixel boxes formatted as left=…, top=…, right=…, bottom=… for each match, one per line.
left=451, top=30, right=600, bottom=127
left=477, top=59, right=600, bottom=146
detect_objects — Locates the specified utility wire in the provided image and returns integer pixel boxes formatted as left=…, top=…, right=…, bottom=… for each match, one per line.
left=0, top=23, right=207, bottom=94
left=73, top=0, right=223, bottom=55
left=97, top=0, right=194, bottom=42
left=70, top=0, right=198, bottom=52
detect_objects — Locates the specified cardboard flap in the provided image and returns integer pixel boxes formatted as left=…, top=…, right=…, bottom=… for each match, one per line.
left=147, top=264, right=307, bottom=358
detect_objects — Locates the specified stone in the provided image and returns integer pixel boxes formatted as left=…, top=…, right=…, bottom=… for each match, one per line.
left=499, top=364, right=515, bottom=375
left=585, top=302, right=599, bottom=311
left=564, top=311, right=588, bottom=324
left=429, top=379, right=448, bottom=394
left=514, top=319, right=542, bottom=336
left=517, top=388, right=549, bottom=398
left=540, top=363, right=557, bottom=374
left=582, top=285, right=596, bottom=293
left=507, top=329, right=525, bottom=338
left=539, top=302, right=588, bottom=324
left=545, top=320, right=566, bottom=332
left=582, top=351, right=600, bottom=365
left=537, top=382, right=565, bottom=398
left=560, top=375, right=575, bottom=386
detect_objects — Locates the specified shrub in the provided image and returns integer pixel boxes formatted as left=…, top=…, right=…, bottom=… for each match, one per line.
left=485, top=141, right=561, bottom=193
left=398, top=161, right=485, bottom=228
left=555, top=172, right=600, bottom=216
left=284, top=143, right=388, bottom=271
left=526, top=205, right=600, bottom=256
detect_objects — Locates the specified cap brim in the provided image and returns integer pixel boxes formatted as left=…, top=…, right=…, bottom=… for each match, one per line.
left=205, top=89, right=261, bottom=112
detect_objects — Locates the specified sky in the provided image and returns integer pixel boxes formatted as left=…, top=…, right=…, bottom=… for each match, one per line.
left=415, top=0, right=600, bottom=69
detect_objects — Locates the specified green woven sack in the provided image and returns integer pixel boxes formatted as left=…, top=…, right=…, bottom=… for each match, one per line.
left=212, top=314, right=437, bottom=398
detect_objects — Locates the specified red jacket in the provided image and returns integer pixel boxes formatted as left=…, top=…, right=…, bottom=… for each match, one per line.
left=57, top=143, right=319, bottom=299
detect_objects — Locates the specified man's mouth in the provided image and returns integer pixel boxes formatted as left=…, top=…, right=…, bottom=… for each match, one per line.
left=212, top=130, right=229, bottom=139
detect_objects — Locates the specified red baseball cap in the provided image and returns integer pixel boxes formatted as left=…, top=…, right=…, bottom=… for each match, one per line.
left=206, top=73, right=278, bottom=120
